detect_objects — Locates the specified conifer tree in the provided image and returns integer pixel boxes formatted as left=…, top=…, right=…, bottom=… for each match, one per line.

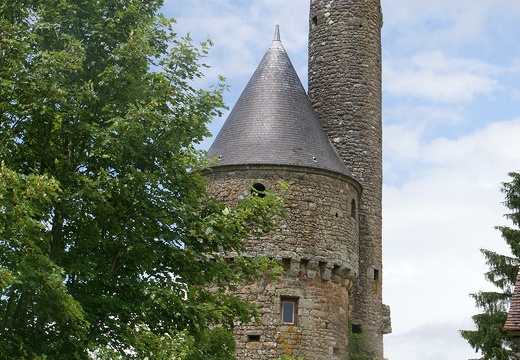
left=0, top=1, right=284, bottom=358
left=461, top=172, right=520, bottom=360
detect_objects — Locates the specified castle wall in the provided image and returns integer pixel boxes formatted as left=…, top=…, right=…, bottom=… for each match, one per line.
left=233, top=271, right=350, bottom=359
left=308, top=0, right=386, bottom=357
left=205, top=166, right=360, bottom=359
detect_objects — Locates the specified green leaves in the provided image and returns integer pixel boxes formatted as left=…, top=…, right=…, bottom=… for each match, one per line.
left=0, top=1, right=283, bottom=358
left=0, top=164, right=88, bottom=358
left=461, top=311, right=511, bottom=360
left=461, top=172, right=520, bottom=360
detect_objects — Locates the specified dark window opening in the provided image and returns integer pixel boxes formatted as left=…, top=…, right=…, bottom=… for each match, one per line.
left=251, top=183, right=266, bottom=198
left=312, top=15, right=318, bottom=27
left=280, top=297, right=298, bottom=325
left=374, top=269, right=380, bottom=281
left=301, top=259, right=309, bottom=275
left=333, top=347, right=340, bottom=355
left=332, top=265, right=341, bottom=276
left=247, top=335, right=260, bottom=342
left=352, top=324, right=363, bottom=334
left=281, top=257, right=291, bottom=271
left=351, top=199, right=357, bottom=219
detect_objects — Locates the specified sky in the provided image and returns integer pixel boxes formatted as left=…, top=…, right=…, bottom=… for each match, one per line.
left=163, top=1, right=520, bottom=359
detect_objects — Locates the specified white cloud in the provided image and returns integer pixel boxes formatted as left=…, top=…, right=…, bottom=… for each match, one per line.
left=386, top=319, right=480, bottom=360
left=384, top=51, right=500, bottom=103
left=383, top=118, right=520, bottom=359
left=382, top=104, right=466, bottom=170
left=382, top=0, right=520, bottom=46
left=426, top=120, right=520, bottom=167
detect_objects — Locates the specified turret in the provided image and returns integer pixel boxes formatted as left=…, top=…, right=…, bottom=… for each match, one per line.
left=206, top=26, right=362, bottom=359
left=308, top=0, right=389, bottom=357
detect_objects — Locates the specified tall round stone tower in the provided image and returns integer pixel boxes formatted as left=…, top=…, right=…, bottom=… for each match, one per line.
left=206, top=26, right=364, bottom=359
left=308, top=0, right=388, bottom=357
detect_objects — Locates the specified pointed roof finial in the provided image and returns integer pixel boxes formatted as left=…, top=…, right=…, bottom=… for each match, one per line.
left=270, top=24, right=284, bottom=50
left=274, top=24, right=280, bottom=41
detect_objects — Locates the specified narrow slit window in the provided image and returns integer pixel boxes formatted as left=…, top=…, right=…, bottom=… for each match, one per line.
left=351, top=199, right=357, bottom=219
left=374, top=269, right=380, bottom=281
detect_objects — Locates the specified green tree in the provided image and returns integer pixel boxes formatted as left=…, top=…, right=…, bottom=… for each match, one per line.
left=0, top=1, right=284, bottom=358
left=461, top=172, right=520, bottom=360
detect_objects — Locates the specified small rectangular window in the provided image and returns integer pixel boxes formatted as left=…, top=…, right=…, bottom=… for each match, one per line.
left=280, top=297, right=298, bottom=325
left=374, top=269, right=380, bottom=281
left=247, top=335, right=260, bottom=342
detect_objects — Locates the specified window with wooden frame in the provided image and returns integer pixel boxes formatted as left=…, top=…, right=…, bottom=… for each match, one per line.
left=280, top=297, right=298, bottom=325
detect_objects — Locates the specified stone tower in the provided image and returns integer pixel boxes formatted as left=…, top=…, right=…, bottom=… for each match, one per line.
left=205, top=1, right=389, bottom=358
left=309, top=0, right=387, bottom=357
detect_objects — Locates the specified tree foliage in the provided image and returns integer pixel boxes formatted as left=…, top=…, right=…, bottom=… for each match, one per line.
left=0, top=0, right=284, bottom=358
left=461, top=172, right=520, bottom=360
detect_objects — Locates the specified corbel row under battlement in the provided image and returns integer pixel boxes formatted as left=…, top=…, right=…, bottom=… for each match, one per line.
left=215, top=251, right=358, bottom=290
left=276, top=256, right=356, bottom=290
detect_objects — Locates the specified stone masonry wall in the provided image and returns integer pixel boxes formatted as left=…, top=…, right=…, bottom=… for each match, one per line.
left=205, top=165, right=360, bottom=359
left=233, top=270, right=350, bottom=359
left=308, top=0, right=386, bottom=358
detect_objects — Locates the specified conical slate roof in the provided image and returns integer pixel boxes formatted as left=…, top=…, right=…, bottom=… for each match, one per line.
left=208, top=26, right=352, bottom=178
